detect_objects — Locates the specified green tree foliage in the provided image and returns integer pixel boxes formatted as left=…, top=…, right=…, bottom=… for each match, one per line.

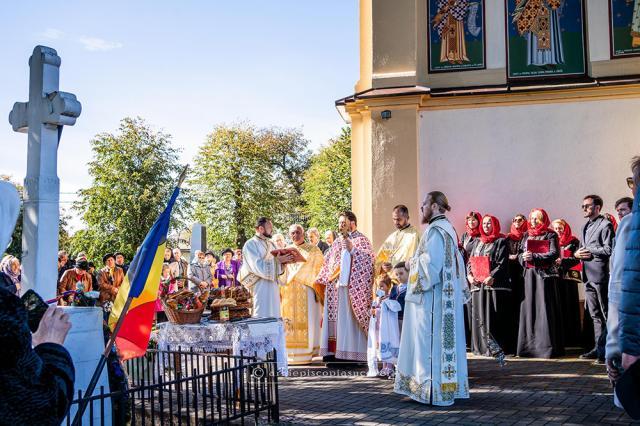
left=71, top=117, right=187, bottom=262
left=190, top=123, right=311, bottom=249
left=302, top=127, right=352, bottom=232
left=1, top=176, right=71, bottom=259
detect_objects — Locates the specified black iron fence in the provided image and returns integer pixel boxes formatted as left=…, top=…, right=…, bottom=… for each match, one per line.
left=66, top=348, right=279, bottom=425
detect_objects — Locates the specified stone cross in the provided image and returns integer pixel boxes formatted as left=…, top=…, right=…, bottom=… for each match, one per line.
left=8, top=45, right=81, bottom=300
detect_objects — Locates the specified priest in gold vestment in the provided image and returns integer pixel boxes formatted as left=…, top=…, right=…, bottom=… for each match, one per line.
left=281, top=224, right=324, bottom=364
left=375, top=205, right=420, bottom=275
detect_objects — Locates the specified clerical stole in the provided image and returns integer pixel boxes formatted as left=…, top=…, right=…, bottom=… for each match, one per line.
left=375, top=225, right=420, bottom=275
left=317, top=231, right=374, bottom=331
left=281, top=243, right=323, bottom=362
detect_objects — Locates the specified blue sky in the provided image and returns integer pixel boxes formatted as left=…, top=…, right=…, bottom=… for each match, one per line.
left=0, top=1, right=358, bottom=223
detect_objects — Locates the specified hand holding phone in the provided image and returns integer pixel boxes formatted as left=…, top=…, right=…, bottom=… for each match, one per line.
left=31, top=305, right=72, bottom=346
left=21, top=289, right=50, bottom=333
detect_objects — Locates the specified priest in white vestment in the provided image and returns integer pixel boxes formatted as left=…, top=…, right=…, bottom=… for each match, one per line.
left=316, top=211, right=374, bottom=362
left=394, top=191, right=470, bottom=406
left=375, top=204, right=420, bottom=275
left=281, top=224, right=324, bottom=364
left=238, top=217, right=293, bottom=318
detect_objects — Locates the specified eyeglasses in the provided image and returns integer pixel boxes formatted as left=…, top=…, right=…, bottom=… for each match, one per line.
left=581, top=204, right=594, bottom=210
left=513, top=218, right=524, bottom=222
left=628, top=177, right=635, bottom=189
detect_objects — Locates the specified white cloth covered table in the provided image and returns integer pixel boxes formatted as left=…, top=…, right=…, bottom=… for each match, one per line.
left=155, top=318, right=288, bottom=375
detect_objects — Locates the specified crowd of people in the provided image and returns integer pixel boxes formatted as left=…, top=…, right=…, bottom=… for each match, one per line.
left=1, top=157, right=639, bottom=416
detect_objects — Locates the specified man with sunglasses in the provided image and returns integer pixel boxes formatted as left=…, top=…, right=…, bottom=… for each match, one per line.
left=575, top=194, right=614, bottom=363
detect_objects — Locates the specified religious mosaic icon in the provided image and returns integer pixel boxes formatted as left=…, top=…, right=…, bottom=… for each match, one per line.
left=610, top=0, right=640, bottom=58
left=428, top=0, right=486, bottom=72
left=505, top=0, right=586, bottom=79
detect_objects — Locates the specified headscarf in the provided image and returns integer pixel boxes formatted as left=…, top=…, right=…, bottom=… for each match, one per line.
left=0, top=255, right=20, bottom=285
left=507, top=215, right=529, bottom=241
left=479, top=215, right=504, bottom=244
left=551, top=219, right=578, bottom=247
left=604, top=213, right=618, bottom=233
left=527, top=208, right=552, bottom=237
left=465, top=211, right=482, bottom=238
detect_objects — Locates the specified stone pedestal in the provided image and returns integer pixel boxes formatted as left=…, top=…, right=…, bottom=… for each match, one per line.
left=61, top=307, right=112, bottom=426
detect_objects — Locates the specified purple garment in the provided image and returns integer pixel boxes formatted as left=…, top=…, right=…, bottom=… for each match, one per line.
left=215, top=260, right=239, bottom=287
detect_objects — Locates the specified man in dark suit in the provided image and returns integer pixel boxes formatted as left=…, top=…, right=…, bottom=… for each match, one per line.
left=575, top=194, right=615, bottom=362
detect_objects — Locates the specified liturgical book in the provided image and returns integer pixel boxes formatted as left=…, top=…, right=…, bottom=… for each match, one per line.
left=270, top=248, right=306, bottom=263
left=469, top=256, right=491, bottom=282
left=525, top=239, right=550, bottom=268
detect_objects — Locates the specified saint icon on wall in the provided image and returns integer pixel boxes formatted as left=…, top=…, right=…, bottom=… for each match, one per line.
left=428, top=0, right=486, bottom=72
left=506, top=0, right=585, bottom=79
left=513, top=0, right=565, bottom=67
left=610, top=0, right=640, bottom=57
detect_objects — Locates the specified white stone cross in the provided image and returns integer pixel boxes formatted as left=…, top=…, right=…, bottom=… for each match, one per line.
left=8, top=45, right=81, bottom=300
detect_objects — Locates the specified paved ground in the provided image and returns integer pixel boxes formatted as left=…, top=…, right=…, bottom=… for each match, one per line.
left=276, top=354, right=639, bottom=425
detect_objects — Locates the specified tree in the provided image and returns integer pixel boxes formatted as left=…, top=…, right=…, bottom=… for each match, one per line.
left=302, top=127, right=352, bottom=232
left=190, top=123, right=311, bottom=249
left=1, top=176, right=72, bottom=259
left=71, top=117, right=187, bottom=262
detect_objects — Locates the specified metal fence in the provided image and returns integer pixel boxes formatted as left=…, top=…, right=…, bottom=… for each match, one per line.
left=66, top=348, right=279, bottom=425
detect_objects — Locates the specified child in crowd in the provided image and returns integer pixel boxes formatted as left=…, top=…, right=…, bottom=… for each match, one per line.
left=156, top=262, right=177, bottom=323
left=390, top=262, right=408, bottom=332
left=367, top=274, right=401, bottom=377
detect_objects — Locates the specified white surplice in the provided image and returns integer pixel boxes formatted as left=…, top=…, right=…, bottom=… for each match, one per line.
left=239, top=234, right=283, bottom=318
left=367, top=298, right=401, bottom=376
left=394, top=216, right=469, bottom=406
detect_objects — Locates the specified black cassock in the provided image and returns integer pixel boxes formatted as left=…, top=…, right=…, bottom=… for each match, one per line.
left=517, top=231, right=565, bottom=358
left=460, top=231, right=478, bottom=348
left=507, top=237, right=524, bottom=353
left=557, top=239, right=583, bottom=348
left=468, top=237, right=513, bottom=356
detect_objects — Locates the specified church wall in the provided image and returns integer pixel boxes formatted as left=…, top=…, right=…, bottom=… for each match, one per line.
left=371, top=0, right=418, bottom=88
left=417, top=97, right=640, bottom=238
left=369, top=107, right=420, bottom=247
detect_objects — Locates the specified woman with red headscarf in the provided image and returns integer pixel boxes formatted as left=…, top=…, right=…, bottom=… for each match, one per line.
left=461, top=212, right=482, bottom=260
left=551, top=219, right=582, bottom=348
left=517, top=209, right=563, bottom=358
left=460, top=211, right=482, bottom=348
left=506, top=214, right=528, bottom=345
left=466, top=215, right=511, bottom=356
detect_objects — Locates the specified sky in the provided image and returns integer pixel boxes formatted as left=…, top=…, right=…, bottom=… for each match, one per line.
left=0, top=1, right=359, bottom=229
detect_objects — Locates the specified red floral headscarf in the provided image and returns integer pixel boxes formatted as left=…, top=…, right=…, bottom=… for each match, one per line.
left=507, top=214, right=528, bottom=241
left=528, top=208, right=552, bottom=237
left=479, top=215, right=504, bottom=244
left=465, top=211, right=482, bottom=238
left=551, top=219, right=577, bottom=247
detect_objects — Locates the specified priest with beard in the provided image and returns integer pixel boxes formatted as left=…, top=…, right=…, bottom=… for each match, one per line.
left=316, top=211, right=374, bottom=363
left=238, top=217, right=293, bottom=318
left=394, top=191, right=469, bottom=406
left=281, top=224, right=324, bottom=364
left=375, top=205, right=420, bottom=276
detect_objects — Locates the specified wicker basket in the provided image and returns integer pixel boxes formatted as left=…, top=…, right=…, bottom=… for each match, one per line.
left=162, top=301, right=204, bottom=325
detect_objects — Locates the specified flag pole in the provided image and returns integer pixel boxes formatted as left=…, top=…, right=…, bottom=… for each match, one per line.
left=71, top=166, right=188, bottom=425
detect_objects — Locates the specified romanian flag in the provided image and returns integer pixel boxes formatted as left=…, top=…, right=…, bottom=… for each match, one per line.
left=108, top=185, right=182, bottom=360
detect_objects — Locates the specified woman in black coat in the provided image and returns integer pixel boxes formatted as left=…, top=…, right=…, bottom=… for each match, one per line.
left=0, top=287, right=75, bottom=425
left=467, top=215, right=512, bottom=356
left=551, top=219, right=582, bottom=349
left=460, top=211, right=482, bottom=348
left=517, top=208, right=564, bottom=359
left=506, top=214, right=528, bottom=351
